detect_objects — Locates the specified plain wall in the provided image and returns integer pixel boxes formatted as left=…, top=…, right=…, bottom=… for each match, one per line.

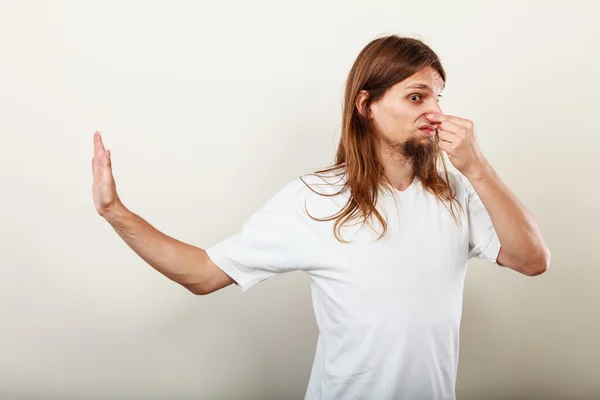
left=1, top=0, right=598, bottom=399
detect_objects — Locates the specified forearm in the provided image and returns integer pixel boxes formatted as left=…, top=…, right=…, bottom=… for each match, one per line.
left=102, top=202, right=207, bottom=288
left=465, top=160, right=550, bottom=266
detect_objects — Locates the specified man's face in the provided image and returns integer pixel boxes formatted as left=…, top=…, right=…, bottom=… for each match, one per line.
left=368, top=66, right=445, bottom=165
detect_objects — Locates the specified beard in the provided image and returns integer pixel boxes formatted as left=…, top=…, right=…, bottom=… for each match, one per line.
left=382, top=132, right=438, bottom=178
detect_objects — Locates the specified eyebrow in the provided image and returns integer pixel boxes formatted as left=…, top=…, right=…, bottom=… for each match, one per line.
left=405, top=83, right=445, bottom=94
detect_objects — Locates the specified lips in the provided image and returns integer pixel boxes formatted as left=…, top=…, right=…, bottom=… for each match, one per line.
left=419, top=125, right=437, bottom=135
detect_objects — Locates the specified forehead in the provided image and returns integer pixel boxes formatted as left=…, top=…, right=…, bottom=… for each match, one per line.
left=394, top=66, right=445, bottom=93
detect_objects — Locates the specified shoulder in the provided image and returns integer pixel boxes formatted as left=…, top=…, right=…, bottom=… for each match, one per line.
left=439, top=169, right=462, bottom=186
left=266, top=169, right=346, bottom=206
left=435, top=169, right=472, bottom=201
left=268, top=168, right=350, bottom=218
left=273, top=167, right=349, bottom=198
left=299, top=167, right=347, bottom=194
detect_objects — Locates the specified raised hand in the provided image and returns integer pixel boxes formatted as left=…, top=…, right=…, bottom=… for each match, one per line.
left=92, top=131, right=122, bottom=217
left=426, top=114, right=487, bottom=179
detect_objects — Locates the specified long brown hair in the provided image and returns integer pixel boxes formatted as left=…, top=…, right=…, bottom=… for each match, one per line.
left=301, top=35, right=464, bottom=243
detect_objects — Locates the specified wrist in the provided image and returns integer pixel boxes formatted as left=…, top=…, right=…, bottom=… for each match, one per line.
left=463, top=158, right=493, bottom=182
left=102, top=200, right=130, bottom=225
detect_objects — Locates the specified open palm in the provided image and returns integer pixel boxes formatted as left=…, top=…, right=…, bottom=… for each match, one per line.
left=92, top=131, right=121, bottom=216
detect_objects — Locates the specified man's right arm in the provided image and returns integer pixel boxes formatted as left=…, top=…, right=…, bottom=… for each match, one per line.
left=92, top=131, right=233, bottom=294
left=103, top=202, right=235, bottom=295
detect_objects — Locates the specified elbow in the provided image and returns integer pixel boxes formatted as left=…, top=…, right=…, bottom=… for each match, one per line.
left=182, top=282, right=209, bottom=296
left=189, top=288, right=208, bottom=296
left=526, top=248, right=551, bottom=276
left=184, top=281, right=226, bottom=295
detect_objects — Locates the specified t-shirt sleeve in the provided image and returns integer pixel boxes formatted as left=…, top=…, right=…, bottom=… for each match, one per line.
left=205, top=179, right=314, bottom=292
left=461, top=173, right=502, bottom=263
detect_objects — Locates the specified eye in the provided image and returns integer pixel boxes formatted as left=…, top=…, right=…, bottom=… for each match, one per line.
left=409, top=94, right=422, bottom=102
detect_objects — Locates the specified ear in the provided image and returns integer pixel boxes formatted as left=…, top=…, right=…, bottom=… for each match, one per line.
left=355, top=90, right=371, bottom=118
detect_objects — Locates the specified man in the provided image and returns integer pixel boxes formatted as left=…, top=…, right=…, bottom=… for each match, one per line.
left=91, top=35, right=550, bottom=399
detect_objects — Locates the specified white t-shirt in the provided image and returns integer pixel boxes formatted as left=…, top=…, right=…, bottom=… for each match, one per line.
left=206, top=169, right=501, bottom=400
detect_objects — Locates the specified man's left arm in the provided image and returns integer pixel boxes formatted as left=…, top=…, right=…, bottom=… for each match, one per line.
left=464, top=161, right=551, bottom=276
left=428, top=113, right=551, bottom=276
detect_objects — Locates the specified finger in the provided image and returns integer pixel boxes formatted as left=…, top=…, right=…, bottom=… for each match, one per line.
left=427, top=114, right=471, bottom=127
left=444, top=115, right=472, bottom=129
left=426, top=113, right=446, bottom=123
left=103, top=150, right=114, bottom=182
left=438, top=120, right=465, bottom=137
left=94, top=151, right=109, bottom=184
left=92, top=149, right=111, bottom=181
left=94, top=131, right=105, bottom=157
left=106, top=150, right=111, bottom=169
left=437, top=129, right=455, bottom=143
left=438, top=139, right=452, bottom=154
left=92, top=154, right=103, bottom=181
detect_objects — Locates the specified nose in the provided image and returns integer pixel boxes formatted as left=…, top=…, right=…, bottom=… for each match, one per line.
left=424, top=99, right=443, bottom=121
left=429, top=99, right=443, bottom=115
